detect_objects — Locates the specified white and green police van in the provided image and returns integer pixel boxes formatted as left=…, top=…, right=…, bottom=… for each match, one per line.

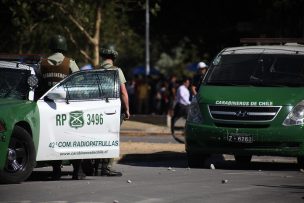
left=0, top=61, right=121, bottom=183
left=185, top=41, right=304, bottom=168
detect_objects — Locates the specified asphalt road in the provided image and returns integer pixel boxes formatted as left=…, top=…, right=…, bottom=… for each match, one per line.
left=1, top=151, right=304, bottom=203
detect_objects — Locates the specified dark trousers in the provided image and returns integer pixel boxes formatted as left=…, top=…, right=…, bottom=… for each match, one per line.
left=94, top=158, right=113, bottom=172
left=171, top=103, right=189, bottom=132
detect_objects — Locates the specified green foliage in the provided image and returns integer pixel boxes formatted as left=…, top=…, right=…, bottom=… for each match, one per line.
left=0, top=0, right=146, bottom=70
left=1, top=0, right=303, bottom=77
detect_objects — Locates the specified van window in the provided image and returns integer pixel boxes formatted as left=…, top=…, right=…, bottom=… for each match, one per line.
left=206, top=54, right=304, bottom=87
left=56, top=70, right=119, bottom=101
left=0, top=68, right=30, bottom=99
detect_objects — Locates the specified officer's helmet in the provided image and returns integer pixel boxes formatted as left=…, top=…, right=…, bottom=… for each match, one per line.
left=100, top=45, right=118, bottom=60
left=49, top=35, right=68, bottom=52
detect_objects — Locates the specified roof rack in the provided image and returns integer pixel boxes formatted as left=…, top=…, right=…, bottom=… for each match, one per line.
left=240, top=38, right=304, bottom=45
left=0, top=54, right=44, bottom=64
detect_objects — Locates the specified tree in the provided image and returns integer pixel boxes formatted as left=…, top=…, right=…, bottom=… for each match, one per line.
left=0, top=0, right=146, bottom=70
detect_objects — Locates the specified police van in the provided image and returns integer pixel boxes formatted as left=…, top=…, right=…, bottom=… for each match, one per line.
left=0, top=60, right=121, bottom=183
left=185, top=39, right=304, bottom=168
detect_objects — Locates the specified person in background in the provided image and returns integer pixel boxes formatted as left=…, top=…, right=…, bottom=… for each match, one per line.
left=126, top=77, right=137, bottom=115
left=136, top=77, right=151, bottom=114
left=94, top=46, right=130, bottom=176
left=171, top=77, right=191, bottom=134
left=191, top=61, right=208, bottom=96
left=39, top=34, right=85, bottom=180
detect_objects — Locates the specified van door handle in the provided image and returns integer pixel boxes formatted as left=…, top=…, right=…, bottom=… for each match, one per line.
left=104, top=110, right=116, bottom=115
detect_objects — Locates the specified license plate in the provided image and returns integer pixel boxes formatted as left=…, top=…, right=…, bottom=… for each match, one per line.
left=227, top=133, right=253, bottom=143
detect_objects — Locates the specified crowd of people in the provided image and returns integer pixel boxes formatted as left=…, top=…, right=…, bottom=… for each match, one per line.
left=126, top=61, right=208, bottom=116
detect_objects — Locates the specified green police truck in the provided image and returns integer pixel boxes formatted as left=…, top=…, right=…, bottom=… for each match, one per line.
left=185, top=41, right=304, bottom=168
left=0, top=60, right=121, bottom=184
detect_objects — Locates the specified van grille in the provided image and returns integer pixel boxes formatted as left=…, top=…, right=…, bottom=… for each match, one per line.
left=208, top=105, right=281, bottom=121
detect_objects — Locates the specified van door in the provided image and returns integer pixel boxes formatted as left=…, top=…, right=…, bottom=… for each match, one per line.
left=36, top=70, right=121, bottom=161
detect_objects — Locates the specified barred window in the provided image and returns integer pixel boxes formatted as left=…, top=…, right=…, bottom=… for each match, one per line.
left=56, top=70, right=119, bottom=101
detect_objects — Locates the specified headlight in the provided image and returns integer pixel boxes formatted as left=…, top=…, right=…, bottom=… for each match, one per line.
left=187, top=97, right=203, bottom=123
left=283, top=101, right=304, bottom=126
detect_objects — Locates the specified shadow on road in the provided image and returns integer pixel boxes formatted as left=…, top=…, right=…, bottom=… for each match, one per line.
left=25, top=152, right=301, bottom=182
left=119, top=152, right=300, bottom=171
left=27, top=171, right=73, bottom=182
left=119, top=152, right=188, bottom=168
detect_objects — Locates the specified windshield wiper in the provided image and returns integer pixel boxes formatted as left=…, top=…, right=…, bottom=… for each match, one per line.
left=249, top=75, right=263, bottom=83
left=206, top=81, right=239, bottom=86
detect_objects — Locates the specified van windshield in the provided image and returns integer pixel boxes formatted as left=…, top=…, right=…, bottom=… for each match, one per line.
left=0, top=68, right=30, bottom=99
left=206, top=54, right=304, bottom=87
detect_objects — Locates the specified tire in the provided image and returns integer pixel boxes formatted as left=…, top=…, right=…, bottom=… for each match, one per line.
left=234, top=155, right=252, bottom=164
left=0, top=126, right=36, bottom=184
left=297, top=156, right=304, bottom=169
left=187, top=152, right=209, bottom=168
left=171, top=117, right=186, bottom=144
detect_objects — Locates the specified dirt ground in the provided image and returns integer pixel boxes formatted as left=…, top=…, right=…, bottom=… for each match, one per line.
left=120, top=142, right=185, bottom=155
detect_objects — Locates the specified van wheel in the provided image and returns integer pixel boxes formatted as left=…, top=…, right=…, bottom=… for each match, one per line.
left=0, top=126, right=36, bottom=184
left=234, top=155, right=252, bottom=164
left=297, top=156, right=304, bottom=169
left=187, top=152, right=209, bottom=168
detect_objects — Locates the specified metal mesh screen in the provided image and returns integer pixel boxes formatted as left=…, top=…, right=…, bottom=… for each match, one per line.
left=58, top=70, right=119, bottom=101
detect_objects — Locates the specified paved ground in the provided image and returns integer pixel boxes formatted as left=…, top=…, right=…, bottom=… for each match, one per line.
left=120, top=116, right=185, bottom=156
left=120, top=116, right=171, bottom=136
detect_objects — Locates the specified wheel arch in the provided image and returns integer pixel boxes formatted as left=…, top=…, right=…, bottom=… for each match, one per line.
left=15, top=121, right=32, bottom=138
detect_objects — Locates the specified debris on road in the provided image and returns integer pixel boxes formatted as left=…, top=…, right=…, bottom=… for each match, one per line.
left=221, top=179, right=228, bottom=184
left=210, top=164, right=215, bottom=170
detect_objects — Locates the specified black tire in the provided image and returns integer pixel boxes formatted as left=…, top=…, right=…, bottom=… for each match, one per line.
left=0, top=126, right=36, bottom=184
left=234, top=155, right=252, bottom=164
left=171, top=117, right=186, bottom=144
left=187, top=152, right=209, bottom=168
left=297, top=156, right=304, bottom=169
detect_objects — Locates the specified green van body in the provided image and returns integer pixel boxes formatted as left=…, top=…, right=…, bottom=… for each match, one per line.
left=0, top=100, right=40, bottom=170
left=185, top=44, right=304, bottom=166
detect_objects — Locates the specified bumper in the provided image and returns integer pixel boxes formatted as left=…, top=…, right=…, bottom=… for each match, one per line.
left=185, top=122, right=304, bottom=157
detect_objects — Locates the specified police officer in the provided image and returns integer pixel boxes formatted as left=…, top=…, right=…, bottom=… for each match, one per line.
left=94, top=46, right=130, bottom=176
left=40, top=34, right=79, bottom=89
left=40, top=34, right=85, bottom=180
left=191, top=62, right=208, bottom=96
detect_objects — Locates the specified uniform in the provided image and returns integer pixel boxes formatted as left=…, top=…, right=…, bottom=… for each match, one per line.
left=94, top=61, right=126, bottom=176
left=40, top=35, right=84, bottom=180
left=91, top=47, right=129, bottom=177
left=40, top=52, right=79, bottom=89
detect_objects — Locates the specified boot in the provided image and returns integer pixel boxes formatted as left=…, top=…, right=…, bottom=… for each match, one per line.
left=100, top=168, right=122, bottom=177
left=72, top=159, right=86, bottom=180
left=51, top=161, right=62, bottom=180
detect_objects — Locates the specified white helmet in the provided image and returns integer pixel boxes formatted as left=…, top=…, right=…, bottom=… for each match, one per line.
left=197, top=62, right=207, bottom=69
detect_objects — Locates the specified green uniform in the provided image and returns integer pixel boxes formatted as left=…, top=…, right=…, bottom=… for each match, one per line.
left=46, top=52, right=79, bottom=72
left=96, top=61, right=125, bottom=175
left=99, top=62, right=126, bottom=84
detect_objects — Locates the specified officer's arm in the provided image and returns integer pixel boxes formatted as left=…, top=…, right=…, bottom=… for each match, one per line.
left=70, top=59, right=80, bottom=72
left=120, top=83, right=130, bottom=119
